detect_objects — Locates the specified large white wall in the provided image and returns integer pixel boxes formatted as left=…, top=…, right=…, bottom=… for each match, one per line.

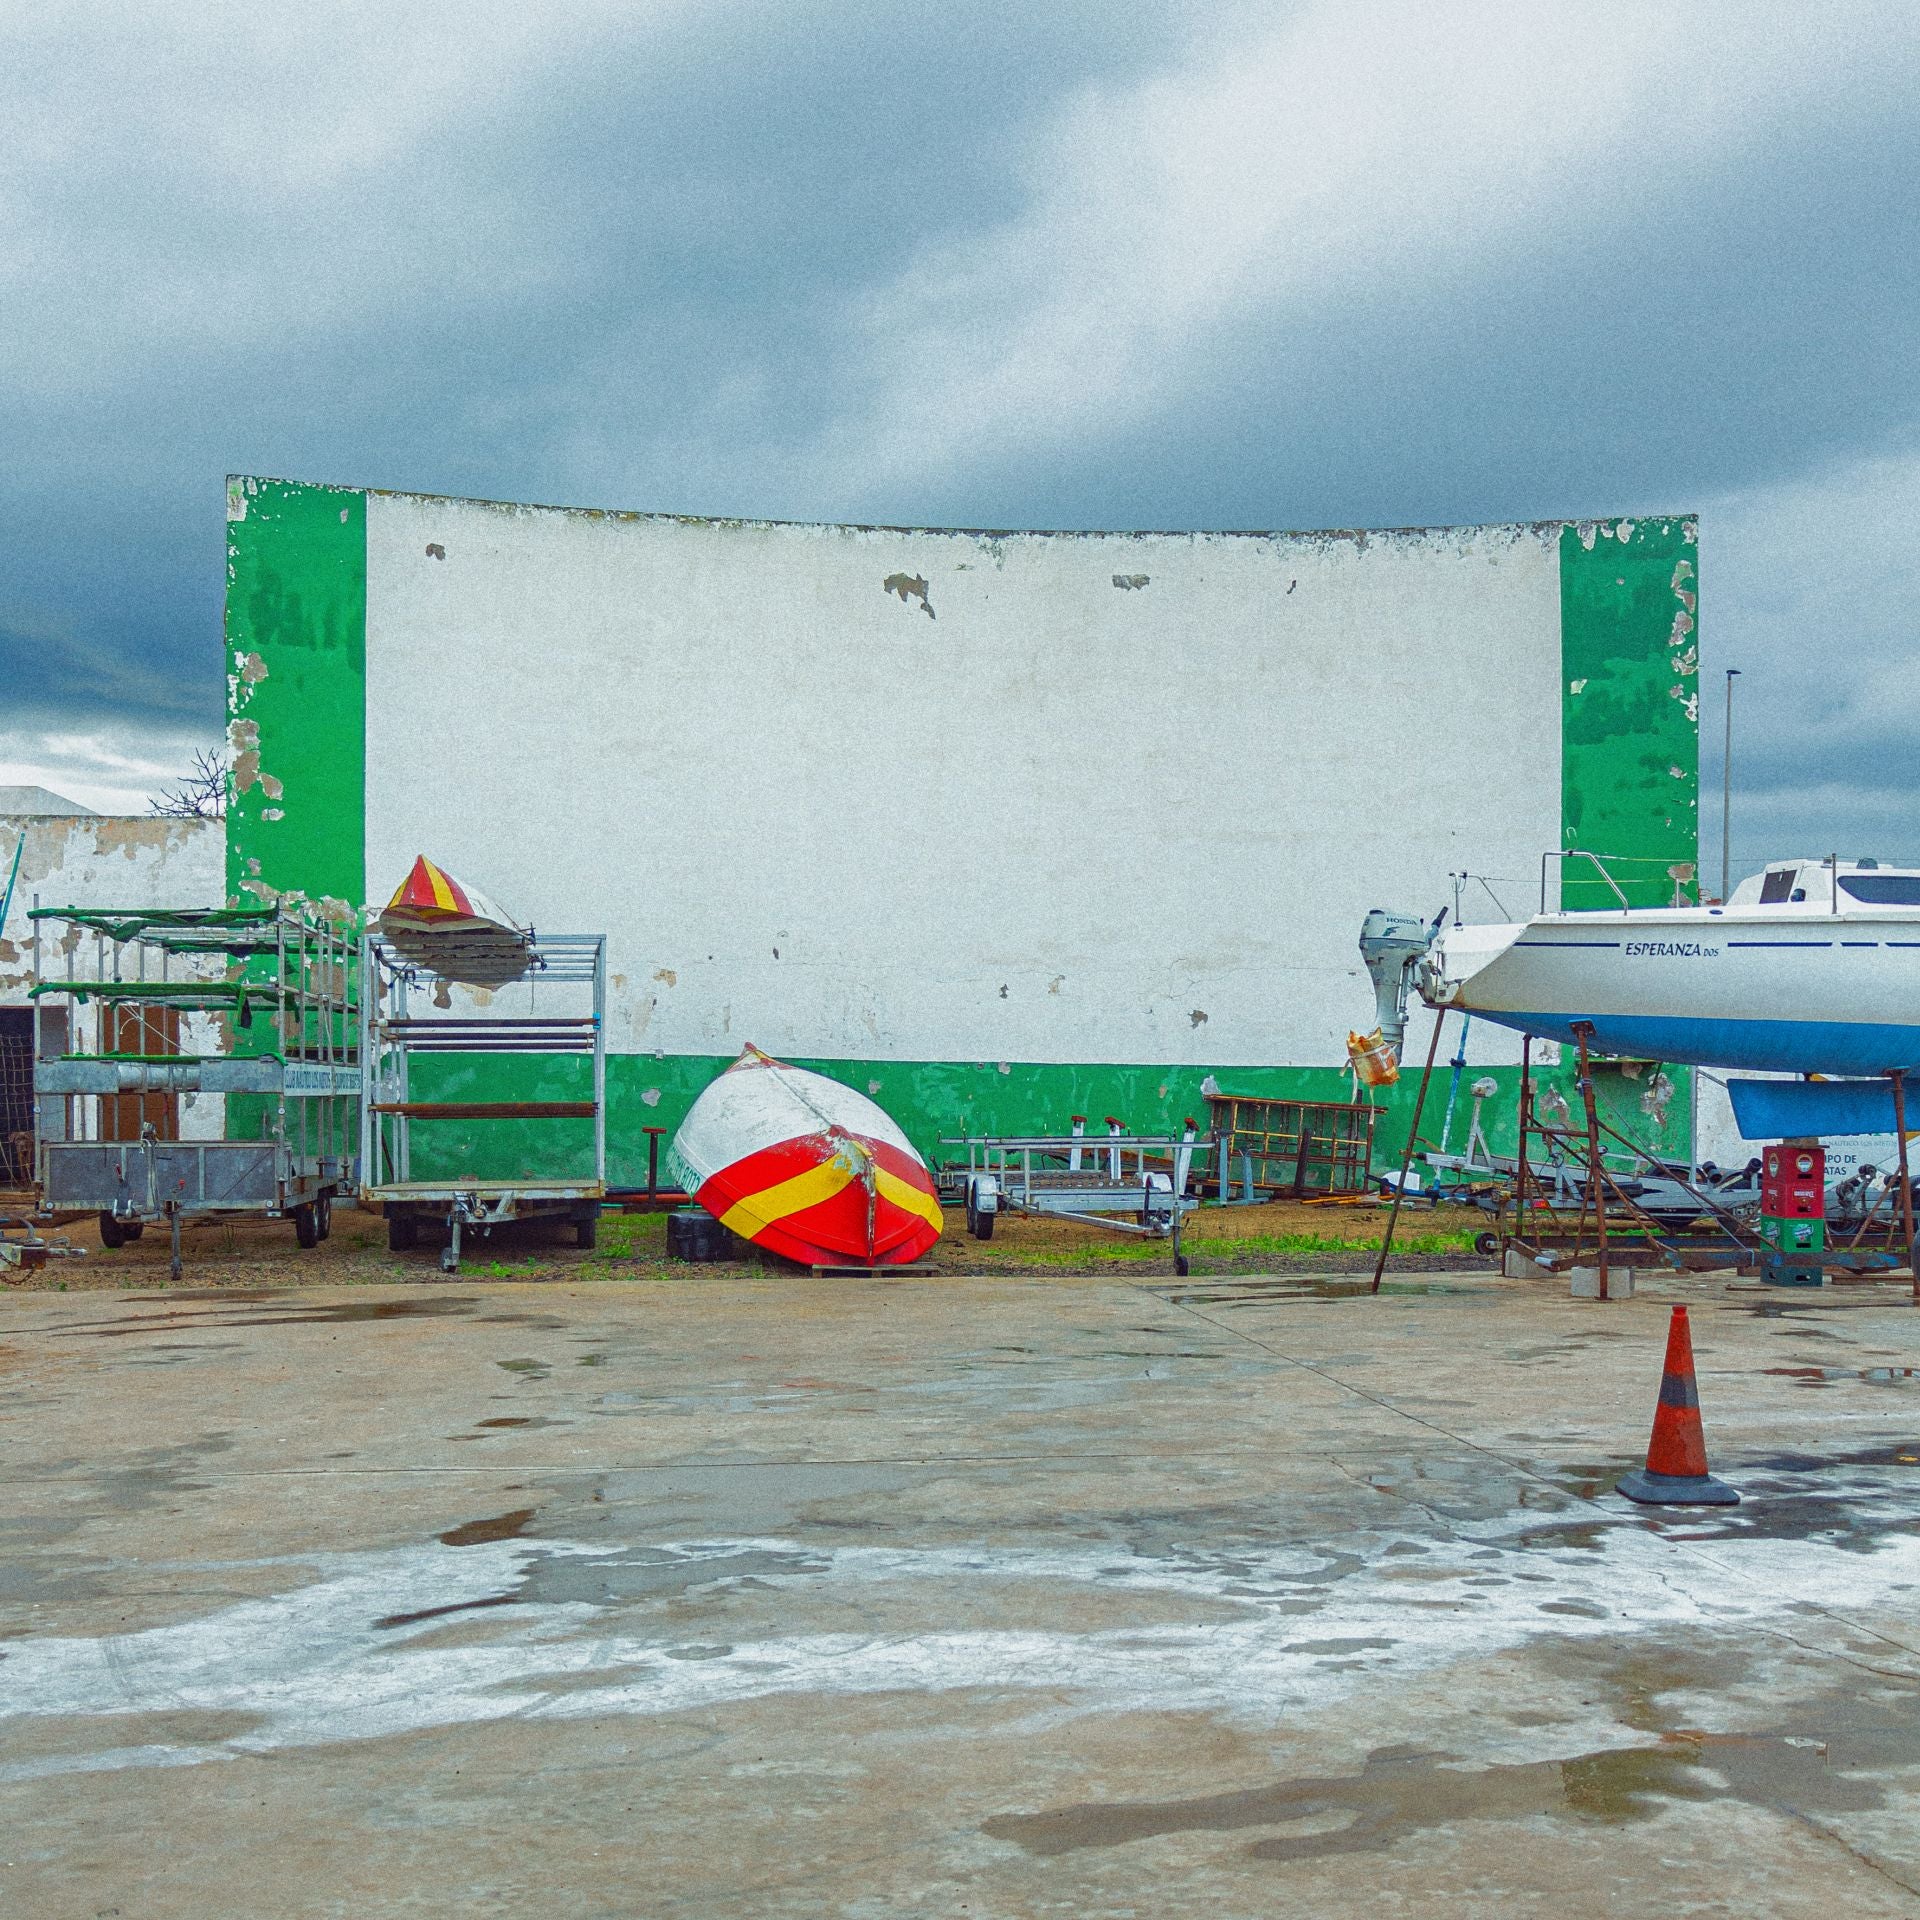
left=364, top=500, right=1562, bottom=1067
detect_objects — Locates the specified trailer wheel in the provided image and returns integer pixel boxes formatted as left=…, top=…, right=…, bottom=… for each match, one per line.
left=316, top=1191, right=333, bottom=1241
left=294, top=1203, right=321, bottom=1249
left=97, top=1210, right=132, bottom=1249
left=1474, top=1231, right=1500, bottom=1256
left=387, top=1210, right=419, bottom=1253
left=574, top=1209, right=598, bottom=1250
left=971, top=1207, right=993, bottom=1241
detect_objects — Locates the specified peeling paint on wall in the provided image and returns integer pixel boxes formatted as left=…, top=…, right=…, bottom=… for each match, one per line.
left=225, top=477, right=367, bottom=911
left=882, top=573, right=935, bottom=618
left=1559, top=518, right=1700, bottom=909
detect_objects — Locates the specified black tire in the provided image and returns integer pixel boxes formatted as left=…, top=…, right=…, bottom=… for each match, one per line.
left=1174, top=1254, right=1191, bottom=1277
left=294, top=1203, right=320, bottom=1249
left=575, top=1209, right=598, bottom=1250
left=316, top=1191, right=333, bottom=1241
left=388, top=1210, right=419, bottom=1253
left=973, top=1208, right=994, bottom=1241
left=98, top=1210, right=130, bottom=1249
left=1474, top=1231, right=1500, bottom=1256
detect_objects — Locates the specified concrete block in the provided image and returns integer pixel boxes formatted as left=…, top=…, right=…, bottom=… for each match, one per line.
left=1569, top=1265, right=1635, bottom=1299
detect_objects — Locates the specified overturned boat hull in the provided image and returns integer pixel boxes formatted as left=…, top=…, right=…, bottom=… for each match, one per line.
left=377, top=856, right=533, bottom=989
left=670, top=1047, right=943, bottom=1267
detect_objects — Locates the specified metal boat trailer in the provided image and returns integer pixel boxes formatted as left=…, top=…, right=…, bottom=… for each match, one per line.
left=376, top=1180, right=603, bottom=1273
left=360, top=931, right=607, bottom=1273
left=937, top=1126, right=1212, bottom=1274
left=28, top=903, right=361, bottom=1280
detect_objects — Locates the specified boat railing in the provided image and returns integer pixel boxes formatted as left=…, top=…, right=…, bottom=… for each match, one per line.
left=1539, top=849, right=1633, bottom=913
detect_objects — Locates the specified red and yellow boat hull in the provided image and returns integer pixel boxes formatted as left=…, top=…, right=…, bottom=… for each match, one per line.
left=670, top=1048, right=942, bottom=1267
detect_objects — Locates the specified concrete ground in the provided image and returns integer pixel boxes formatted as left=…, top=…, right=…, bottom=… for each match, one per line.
left=1, top=1265, right=1917, bottom=1917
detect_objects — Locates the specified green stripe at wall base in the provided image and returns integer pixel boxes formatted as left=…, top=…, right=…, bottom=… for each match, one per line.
left=396, top=1051, right=1689, bottom=1190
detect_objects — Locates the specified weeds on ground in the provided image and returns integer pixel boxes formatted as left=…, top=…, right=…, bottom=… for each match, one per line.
left=1185, top=1230, right=1474, bottom=1257
left=588, top=1212, right=669, bottom=1262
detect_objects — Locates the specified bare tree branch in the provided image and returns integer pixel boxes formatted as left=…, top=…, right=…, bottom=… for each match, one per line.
left=148, top=748, right=228, bottom=820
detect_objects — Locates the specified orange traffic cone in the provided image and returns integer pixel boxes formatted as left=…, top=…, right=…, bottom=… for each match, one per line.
left=1616, top=1305, right=1739, bottom=1507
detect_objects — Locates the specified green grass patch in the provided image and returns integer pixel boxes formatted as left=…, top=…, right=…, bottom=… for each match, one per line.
left=1184, top=1230, right=1474, bottom=1257
left=588, top=1211, right=669, bottom=1261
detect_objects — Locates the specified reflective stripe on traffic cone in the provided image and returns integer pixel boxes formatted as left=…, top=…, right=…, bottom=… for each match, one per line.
left=1616, top=1304, right=1739, bottom=1507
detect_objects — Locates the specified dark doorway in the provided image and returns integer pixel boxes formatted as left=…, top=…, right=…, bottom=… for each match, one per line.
left=0, top=1007, right=31, bottom=1185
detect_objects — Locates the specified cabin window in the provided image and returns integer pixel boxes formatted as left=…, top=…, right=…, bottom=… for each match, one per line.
left=1838, top=873, right=1920, bottom=906
left=1759, top=868, right=1796, bottom=903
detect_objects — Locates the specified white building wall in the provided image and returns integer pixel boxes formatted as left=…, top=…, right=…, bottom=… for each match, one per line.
left=364, top=501, right=1563, bottom=1069
left=0, top=815, right=226, bottom=1141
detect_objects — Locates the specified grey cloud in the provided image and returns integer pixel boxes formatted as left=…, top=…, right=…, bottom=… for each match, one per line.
left=2, top=1, right=1918, bottom=878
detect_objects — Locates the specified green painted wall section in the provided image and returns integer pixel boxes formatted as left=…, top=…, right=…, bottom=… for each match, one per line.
left=397, top=1047, right=1685, bottom=1192
left=225, top=478, right=368, bottom=913
left=1559, top=518, right=1699, bottom=911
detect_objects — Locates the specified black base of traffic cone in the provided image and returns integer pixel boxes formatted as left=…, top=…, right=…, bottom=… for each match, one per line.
left=1616, top=1468, right=1739, bottom=1507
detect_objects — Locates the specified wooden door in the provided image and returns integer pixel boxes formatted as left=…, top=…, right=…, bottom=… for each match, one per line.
left=104, top=1006, right=181, bottom=1142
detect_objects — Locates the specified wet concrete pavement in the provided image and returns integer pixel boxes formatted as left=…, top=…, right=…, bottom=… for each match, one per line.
left=2, top=1269, right=1917, bottom=1916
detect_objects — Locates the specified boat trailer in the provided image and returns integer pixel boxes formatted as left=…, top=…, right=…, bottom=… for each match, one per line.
left=937, top=1122, right=1212, bottom=1274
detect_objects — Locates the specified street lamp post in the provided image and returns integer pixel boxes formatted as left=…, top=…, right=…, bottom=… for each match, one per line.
left=1721, top=667, right=1741, bottom=903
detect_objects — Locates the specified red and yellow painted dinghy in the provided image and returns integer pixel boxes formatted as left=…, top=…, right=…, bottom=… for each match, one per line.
left=670, top=1046, right=943, bottom=1267
left=377, top=856, right=533, bottom=988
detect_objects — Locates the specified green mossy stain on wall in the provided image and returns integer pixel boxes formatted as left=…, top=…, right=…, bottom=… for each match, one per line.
left=1560, top=519, right=1699, bottom=910
left=225, top=478, right=368, bottom=910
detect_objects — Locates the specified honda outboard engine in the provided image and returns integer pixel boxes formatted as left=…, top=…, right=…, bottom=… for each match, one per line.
left=1358, top=908, right=1442, bottom=1059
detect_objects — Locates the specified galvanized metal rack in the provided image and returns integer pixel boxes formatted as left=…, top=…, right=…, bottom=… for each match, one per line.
left=359, top=931, right=606, bottom=1272
left=28, top=902, right=361, bottom=1280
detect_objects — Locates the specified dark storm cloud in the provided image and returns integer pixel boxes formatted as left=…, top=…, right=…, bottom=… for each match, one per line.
left=3, top=0, right=1918, bottom=866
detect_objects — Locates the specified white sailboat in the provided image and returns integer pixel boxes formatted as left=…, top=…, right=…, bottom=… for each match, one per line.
left=1363, top=857, right=1920, bottom=1079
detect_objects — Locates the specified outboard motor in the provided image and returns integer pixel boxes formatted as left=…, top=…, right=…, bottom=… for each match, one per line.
left=1358, top=908, right=1442, bottom=1059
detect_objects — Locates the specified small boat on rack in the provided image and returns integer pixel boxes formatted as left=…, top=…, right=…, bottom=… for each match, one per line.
left=1379, top=857, right=1920, bottom=1077
left=376, top=856, right=534, bottom=988
left=669, top=1046, right=943, bottom=1267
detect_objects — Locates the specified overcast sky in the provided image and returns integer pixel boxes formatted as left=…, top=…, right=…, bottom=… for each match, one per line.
left=2, top=0, right=1916, bottom=879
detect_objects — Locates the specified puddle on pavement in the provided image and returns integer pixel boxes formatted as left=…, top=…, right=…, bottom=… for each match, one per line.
left=439, top=1508, right=537, bottom=1548
left=1745, top=1443, right=1920, bottom=1472
left=985, top=1723, right=1897, bottom=1862
left=56, top=1297, right=478, bottom=1336
left=1762, top=1366, right=1916, bottom=1386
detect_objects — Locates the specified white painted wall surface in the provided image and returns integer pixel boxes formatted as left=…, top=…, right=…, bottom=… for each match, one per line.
left=0, top=815, right=226, bottom=1139
left=365, top=500, right=1562, bottom=1067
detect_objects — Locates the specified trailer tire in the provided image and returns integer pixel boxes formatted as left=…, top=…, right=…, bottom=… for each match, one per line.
left=294, top=1203, right=321, bottom=1249
left=575, top=1209, right=598, bottom=1250
left=1474, top=1231, right=1500, bottom=1256
left=98, top=1210, right=133, bottom=1249
left=387, top=1210, right=419, bottom=1253
left=316, top=1191, right=333, bottom=1241
left=972, top=1207, right=993, bottom=1241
